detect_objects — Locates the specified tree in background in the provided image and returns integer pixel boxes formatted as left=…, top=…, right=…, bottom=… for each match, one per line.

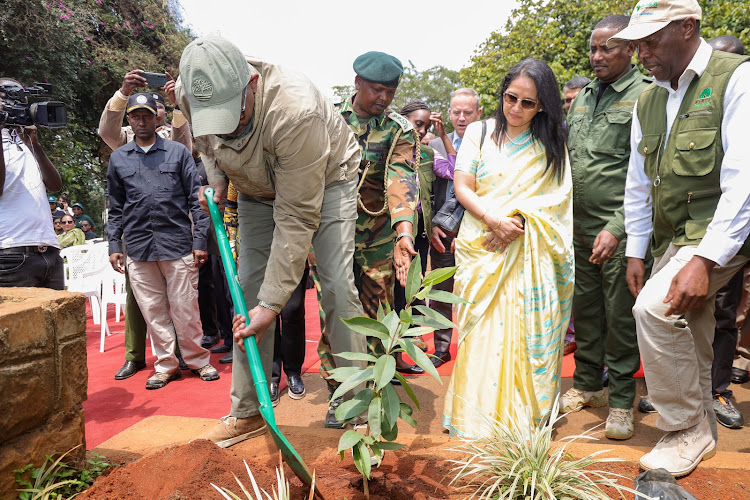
left=0, top=0, right=193, bottom=233
left=461, top=0, right=750, bottom=115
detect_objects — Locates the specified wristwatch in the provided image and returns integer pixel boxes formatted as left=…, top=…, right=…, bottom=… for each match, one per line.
left=258, top=300, right=282, bottom=314
left=395, top=232, right=413, bottom=243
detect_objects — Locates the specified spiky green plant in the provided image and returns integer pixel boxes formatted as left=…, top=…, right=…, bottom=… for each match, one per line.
left=448, top=398, right=655, bottom=500
left=211, top=453, right=316, bottom=500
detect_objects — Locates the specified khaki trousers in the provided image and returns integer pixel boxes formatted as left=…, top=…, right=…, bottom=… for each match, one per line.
left=633, top=243, right=748, bottom=440
left=230, top=178, right=366, bottom=418
left=127, top=255, right=210, bottom=374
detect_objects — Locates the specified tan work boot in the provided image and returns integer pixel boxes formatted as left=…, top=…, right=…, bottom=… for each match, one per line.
left=194, top=415, right=267, bottom=448
left=639, top=412, right=715, bottom=477
left=605, top=408, right=634, bottom=440
left=560, top=387, right=606, bottom=413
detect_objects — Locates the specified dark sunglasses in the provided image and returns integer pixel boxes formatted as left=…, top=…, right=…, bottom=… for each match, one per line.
left=503, top=92, right=539, bottom=111
left=62, top=221, right=75, bottom=225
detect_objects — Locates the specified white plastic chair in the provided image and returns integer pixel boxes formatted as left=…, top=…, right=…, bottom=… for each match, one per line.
left=99, top=267, right=127, bottom=352
left=60, top=244, right=109, bottom=324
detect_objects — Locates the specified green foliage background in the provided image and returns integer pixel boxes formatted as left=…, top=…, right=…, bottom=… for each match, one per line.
left=0, top=0, right=193, bottom=231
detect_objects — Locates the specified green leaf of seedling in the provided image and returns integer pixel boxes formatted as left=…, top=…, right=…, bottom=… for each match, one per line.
left=341, top=316, right=390, bottom=341
left=384, top=299, right=392, bottom=314
left=422, top=266, right=458, bottom=287
left=382, top=311, right=400, bottom=339
left=353, top=441, right=372, bottom=479
left=327, top=366, right=362, bottom=383
left=331, top=368, right=374, bottom=401
left=399, top=403, right=418, bottom=427
left=373, top=355, right=396, bottom=391
left=399, top=309, right=414, bottom=325
left=425, top=289, right=468, bottom=304
left=414, top=305, right=459, bottom=329
left=414, top=284, right=432, bottom=300
left=374, top=441, right=406, bottom=450
left=335, top=389, right=373, bottom=421
left=376, top=302, right=385, bottom=322
left=405, top=254, right=422, bottom=301
left=338, top=430, right=365, bottom=453
left=393, top=372, right=420, bottom=410
left=368, top=396, right=382, bottom=439
left=400, top=337, right=442, bottom=382
left=402, top=326, right=436, bottom=337
left=334, top=352, right=378, bottom=363
left=369, top=443, right=385, bottom=467
left=413, top=314, right=448, bottom=330
left=381, top=383, right=401, bottom=428
left=381, top=420, right=399, bottom=441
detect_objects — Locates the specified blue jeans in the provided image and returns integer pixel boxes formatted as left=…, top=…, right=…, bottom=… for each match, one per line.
left=0, top=246, right=64, bottom=290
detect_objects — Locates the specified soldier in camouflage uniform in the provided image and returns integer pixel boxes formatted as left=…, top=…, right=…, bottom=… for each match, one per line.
left=316, top=51, right=420, bottom=428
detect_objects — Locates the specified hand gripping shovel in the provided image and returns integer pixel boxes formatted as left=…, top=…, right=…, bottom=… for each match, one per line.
left=205, top=188, right=324, bottom=499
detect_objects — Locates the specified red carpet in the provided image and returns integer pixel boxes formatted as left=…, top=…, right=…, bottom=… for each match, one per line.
left=82, top=290, right=640, bottom=448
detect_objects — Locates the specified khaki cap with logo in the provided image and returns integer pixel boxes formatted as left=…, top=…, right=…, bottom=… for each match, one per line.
left=179, top=35, right=251, bottom=137
left=607, top=0, right=702, bottom=48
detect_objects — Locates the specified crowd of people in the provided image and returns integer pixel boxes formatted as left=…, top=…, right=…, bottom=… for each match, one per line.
left=2, top=0, right=749, bottom=479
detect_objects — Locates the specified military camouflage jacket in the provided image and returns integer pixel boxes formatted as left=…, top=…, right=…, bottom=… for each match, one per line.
left=339, top=97, right=418, bottom=230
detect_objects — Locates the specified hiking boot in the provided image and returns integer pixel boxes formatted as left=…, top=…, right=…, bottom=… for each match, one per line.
left=605, top=408, right=634, bottom=440
left=560, top=387, right=606, bottom=413
left=194, top=415, right=267, bottom=448
left=145, top=370, right=181, bottom=389
left=192, top=363, right=220, bottom=381
left=639, top=412, right=715, bottom=477
left=713, top=394, right=744, bottom=429
left=325, top=397, right=347, bottom=429
left=638, top=395, right=657, bottom=414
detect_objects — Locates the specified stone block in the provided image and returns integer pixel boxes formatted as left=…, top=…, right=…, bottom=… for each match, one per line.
left=0, top=409, right=85, bottom=500
left=58, top=337, right=88, bottom=408
left=0, top=359, right=55, bottom=440
left=0, top=299, right=53, bottom=362
left=48, top=293, right=86, bottom=342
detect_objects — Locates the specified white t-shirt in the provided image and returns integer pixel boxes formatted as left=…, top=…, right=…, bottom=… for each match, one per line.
left=0, top=129, right=59, bottom=249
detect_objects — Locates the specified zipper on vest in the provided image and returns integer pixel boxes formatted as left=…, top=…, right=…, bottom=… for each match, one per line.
left=678, top=109, right=713, bottom=119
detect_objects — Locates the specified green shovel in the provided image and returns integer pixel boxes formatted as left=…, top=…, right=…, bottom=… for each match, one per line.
left=204, top=187, right=323, bottom=498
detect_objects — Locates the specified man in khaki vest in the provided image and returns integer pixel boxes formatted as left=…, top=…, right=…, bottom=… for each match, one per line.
left=613, top=0, right=750, bottom=477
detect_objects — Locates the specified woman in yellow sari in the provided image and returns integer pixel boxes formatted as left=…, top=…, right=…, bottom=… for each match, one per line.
left=442, top=59, right=574, bottom=438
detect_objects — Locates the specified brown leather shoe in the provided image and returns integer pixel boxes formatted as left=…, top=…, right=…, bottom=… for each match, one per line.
left=563, top=340, right=577, bottom=356
left=194, top=415, right=267, bottom=448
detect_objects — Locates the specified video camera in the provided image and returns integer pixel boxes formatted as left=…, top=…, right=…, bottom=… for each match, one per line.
left=0, top=82, right=67, bottom=128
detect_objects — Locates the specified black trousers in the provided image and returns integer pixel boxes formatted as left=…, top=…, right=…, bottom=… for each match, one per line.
left=272, top=264, right=309, bottom=382
left=394, top=217, right=430, bottom=312
left=0, top=247, right=64, bottom=290
left=428, top=233, right=455, bottom=353
left=198, top=254, right=233, bottom=344
left=712, top=268, right=744, bottom=397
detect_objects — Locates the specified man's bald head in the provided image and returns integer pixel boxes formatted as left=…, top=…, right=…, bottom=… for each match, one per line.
left=708, top=35, right=745, bottom=55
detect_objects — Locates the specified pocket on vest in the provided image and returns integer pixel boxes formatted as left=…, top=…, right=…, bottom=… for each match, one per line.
left=673, top=128, right=718, bottom=177
left=684, top=187, right=721, bottom=240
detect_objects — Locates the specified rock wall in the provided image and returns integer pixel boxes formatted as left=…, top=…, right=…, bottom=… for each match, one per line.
left=0, top=288, right=87, bottom=500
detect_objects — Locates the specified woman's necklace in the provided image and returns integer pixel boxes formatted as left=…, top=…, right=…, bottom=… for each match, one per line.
left=504, top=129, right=531, bottom=147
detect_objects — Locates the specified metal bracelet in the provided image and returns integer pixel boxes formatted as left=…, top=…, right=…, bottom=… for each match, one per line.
left=395, top=232, right=413, bottom=242
left=258, top=300, right=282, bottom=314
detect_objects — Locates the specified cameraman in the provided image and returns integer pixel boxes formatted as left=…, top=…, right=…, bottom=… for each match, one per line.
left=0, top=78, right=64, bottom=289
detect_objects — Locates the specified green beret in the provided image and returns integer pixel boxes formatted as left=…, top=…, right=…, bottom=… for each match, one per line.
left=353, top=51, right=403, bottom=88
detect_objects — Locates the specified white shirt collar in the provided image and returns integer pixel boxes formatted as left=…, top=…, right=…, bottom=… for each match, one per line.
left=654, top=38, right=712, bottom=93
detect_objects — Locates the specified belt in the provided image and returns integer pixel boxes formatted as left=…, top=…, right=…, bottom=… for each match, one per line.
left=0, top=245, right=54, bottom=254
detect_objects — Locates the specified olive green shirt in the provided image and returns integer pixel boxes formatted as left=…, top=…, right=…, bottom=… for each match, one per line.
left=567, top=66, right=651, bottom=241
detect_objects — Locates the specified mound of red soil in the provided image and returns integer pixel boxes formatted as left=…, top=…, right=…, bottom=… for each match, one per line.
left=79, top=439, right=456, bottom=500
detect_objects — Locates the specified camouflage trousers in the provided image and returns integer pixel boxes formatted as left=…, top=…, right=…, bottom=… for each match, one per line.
left=312, top=214, right=394, bottom=393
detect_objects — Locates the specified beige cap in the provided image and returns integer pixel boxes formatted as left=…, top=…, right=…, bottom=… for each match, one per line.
left=179, top=35, right=251, bottom=137
left=606, top=0, right=702, bottom=48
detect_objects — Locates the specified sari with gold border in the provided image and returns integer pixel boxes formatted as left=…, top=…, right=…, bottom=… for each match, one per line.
left=442, top=118, right=574, bottom=438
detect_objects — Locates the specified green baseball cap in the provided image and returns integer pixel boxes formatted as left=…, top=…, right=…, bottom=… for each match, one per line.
left=179, top=35, right=252, bottom=137
left=353, top=51, right=403, bottom=88
left=47, top=195, right=57, bottom=203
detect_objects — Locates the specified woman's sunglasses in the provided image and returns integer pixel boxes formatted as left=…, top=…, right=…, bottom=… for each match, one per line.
left=62, top=221, right=75, bottom=225
left=503, top=92, right=539, bottom=111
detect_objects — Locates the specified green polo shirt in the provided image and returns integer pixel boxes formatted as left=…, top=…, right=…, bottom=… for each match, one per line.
left=567, top=66, right=651, bottom=240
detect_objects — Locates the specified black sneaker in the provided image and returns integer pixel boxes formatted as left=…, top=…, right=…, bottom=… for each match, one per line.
left=713, top=394, right=744, bottom=429
left=324, top=396, right=346, bottom=429
left=287, top=374, right=306, bottom=400
left=638, top=395, right=657, bottom=414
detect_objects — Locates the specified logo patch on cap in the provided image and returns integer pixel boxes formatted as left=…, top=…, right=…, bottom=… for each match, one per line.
left=136, top=95, right=147, bottom=104
left=192, top=78, right=213, bottom=102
